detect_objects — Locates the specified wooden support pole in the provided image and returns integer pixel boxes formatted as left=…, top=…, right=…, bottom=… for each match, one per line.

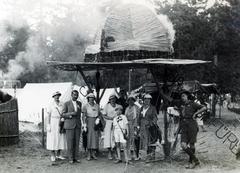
left=77, top=67, right=93, bottom=93
left=42, top=108, right=45, bottom=148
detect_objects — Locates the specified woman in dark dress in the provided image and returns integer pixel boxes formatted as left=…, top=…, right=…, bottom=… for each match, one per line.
left=137, top=94, right=158, bottom=161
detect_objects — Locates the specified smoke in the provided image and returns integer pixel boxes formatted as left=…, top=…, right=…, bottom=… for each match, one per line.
left=0, top=0, right=107, bottom=79
left=0, top=0, right=175, bottom=80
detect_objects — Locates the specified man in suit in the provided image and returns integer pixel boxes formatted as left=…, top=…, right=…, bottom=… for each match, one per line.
left=62, top=90, right=82, bottom=163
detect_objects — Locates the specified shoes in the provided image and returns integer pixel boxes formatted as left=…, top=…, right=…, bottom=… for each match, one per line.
left=134, top=157, right=140, bottom=161
left=114, top=159, right=122, bottom=164
left=87, top=156, right=91, bottom=161
left=69, top=160, right=74, bottom=164
left=50, top=156, right=56, bottom=162
left=92, top=154, right=98, bottom=160
left=108, top=153, right=113, bottom=160
left=74, top=159, right=81, bottom=163
left=56, top=155, right=66, bottom=160
left=185, top=160, right=200, bottom=169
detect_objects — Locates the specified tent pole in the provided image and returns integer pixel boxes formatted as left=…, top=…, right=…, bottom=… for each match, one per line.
left=150, top=67, right=171, bottom=158
left=95, top=71, right=101, bottom=104
left=77, top=67, right=93, bottom=93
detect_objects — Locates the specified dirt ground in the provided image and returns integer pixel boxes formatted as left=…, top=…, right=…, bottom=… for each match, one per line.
left=1, top=106, right=240, bottom=173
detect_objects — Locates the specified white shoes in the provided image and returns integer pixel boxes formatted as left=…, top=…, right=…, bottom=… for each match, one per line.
left=56, top=155, right=66, bottom=160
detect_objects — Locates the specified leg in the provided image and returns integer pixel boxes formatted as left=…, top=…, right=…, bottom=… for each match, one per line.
left=87, top=149, right=91, bottom=161
left=50, top=150, right=56, bottom=162
left=92, top=149, right=98, bottom=160
left=74, top=128, right=81, bottom=161
left=108, top=148, right=113, bottom=160
left=134, top=137, right=140, bottom=159
left=66, top=129, right=74, bottom=162
left=122, top=143, right=129, bottom=163
left=114, top=143, right=121, bottom=163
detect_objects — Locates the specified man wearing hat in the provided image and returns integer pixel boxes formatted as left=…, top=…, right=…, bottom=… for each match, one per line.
left=46, top=91, right=66, bottom=163
left=102, top=93, right=121, bottom=160
left=62, top=90, right=82, bottom=164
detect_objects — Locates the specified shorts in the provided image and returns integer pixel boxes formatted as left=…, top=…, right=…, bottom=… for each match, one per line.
left=114, top=129, right=126, bottom=143
left=180, top=120, right=199, bottom=144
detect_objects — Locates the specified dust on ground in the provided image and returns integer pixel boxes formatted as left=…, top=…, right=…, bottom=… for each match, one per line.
left=1, top=106, right=240, bottom=173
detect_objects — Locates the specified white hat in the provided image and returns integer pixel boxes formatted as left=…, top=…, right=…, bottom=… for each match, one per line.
left=109, top=94, right=117, bottom=100
left=144, top=94, right=152, bottom=99
left=115, top=105, right=123, bottom=111
left=86, top=93, right=95, bottom=98
left=52, top=91, right=61, bottom=98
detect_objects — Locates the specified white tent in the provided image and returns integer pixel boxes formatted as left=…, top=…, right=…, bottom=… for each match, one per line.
left=18, top=82, right=73, bottom=124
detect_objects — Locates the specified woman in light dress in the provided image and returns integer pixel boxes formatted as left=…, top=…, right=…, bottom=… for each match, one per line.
left=82, top=93, right=100, bottom=160
left=102, top=94, right=120, bottom=160
left=125, top=94, right=140, bottom=160
left=46, top=91, right=67, bottom=163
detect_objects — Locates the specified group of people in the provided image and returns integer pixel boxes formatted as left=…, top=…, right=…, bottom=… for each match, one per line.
left=46, top=89, right=207, bottom=169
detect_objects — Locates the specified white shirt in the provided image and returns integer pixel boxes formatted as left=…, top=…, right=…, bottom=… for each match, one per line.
left=142, top=107, right=149, bottom=117
left=72, top=100, right=77, bottom=111
left=113, top=114, right=128, bottom=130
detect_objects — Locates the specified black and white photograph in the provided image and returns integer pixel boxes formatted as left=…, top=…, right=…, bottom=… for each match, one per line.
left=0, top=0, right=240, bottom=172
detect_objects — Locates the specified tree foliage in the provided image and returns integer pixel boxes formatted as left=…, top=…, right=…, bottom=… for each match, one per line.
left=157, top=0, right=240, bottom=94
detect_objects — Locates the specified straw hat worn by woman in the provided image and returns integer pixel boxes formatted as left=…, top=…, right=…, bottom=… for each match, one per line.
left=82, top=93, right=100, bottom=160
left=46, top=91, right=67, bottom=163
left=102, top=94, right=120, bottom=160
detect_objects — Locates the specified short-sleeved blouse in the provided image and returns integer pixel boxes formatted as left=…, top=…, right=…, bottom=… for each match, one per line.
left=82, top=103, right=99, bottom=118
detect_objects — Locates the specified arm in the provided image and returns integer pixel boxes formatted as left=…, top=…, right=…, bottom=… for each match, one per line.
left=61, top=102, right=74, bottom=119
left=193, top=105, right=207, bottom=119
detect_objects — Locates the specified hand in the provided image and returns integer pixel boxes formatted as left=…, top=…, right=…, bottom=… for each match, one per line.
left=47, top=125, right=51, bottom=132
left=60, top=118, right=64, bottom=122
left=82, top=124, right=87, bottom=131
left=193, top=113, right=198, bottom=120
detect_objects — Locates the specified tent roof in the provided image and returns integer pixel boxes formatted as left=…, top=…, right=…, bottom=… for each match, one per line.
left=47, top=59, right=210, bottom=71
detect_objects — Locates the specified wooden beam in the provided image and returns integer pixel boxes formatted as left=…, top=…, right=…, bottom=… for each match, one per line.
left=77, top=66, right=93, bottom=93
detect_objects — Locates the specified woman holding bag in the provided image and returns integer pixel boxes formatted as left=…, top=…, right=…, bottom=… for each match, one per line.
left=46, top=91, right=67, bottom=163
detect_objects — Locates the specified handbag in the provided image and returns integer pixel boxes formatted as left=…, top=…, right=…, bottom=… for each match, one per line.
left=56, top=107, right=66, bottom=134
left=94, top=115, right=106, bottom=132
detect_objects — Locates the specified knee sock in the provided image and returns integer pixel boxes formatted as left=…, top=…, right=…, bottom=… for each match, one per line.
left=184, top=147, right=198, bottom=163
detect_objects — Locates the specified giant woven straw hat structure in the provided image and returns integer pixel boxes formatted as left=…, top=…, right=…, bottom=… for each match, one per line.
left=85, top=3, right=173, bottom=61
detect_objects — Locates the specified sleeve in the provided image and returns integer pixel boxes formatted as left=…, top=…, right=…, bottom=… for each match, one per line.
left=113, top=117, right=116, bottom=127
left=151, top=106, right=158, bottom=122
left=102, top=104, right=108, bottom=115
left=123, top=115, right=128, bottom=125
left=82, top=104, right=87, bottom=114
left=47, top=104, right=52, bottom=115
left=193, top=102, right=204, bottom=111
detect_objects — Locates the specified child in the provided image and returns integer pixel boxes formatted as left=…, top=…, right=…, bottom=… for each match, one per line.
left=113, top=105, right=129, bottom=163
